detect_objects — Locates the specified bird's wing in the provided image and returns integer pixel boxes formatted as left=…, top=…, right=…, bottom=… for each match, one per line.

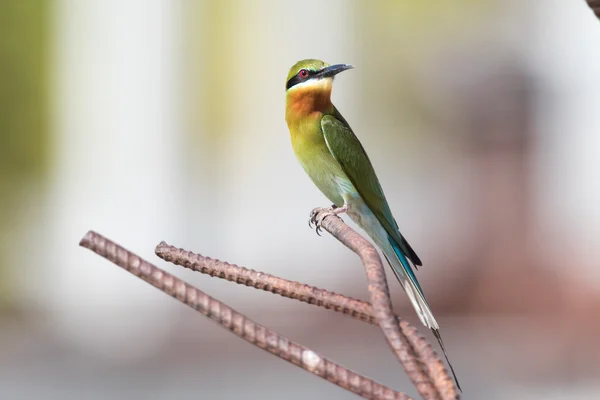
left=321, top=110, right=422, bottom=266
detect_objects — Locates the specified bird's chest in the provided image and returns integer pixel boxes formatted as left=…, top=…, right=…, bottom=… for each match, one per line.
left=291, top=121, right=356, bottom=206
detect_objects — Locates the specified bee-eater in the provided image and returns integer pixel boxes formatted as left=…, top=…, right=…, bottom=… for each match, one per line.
left=285, top=59, right=460, bottom=390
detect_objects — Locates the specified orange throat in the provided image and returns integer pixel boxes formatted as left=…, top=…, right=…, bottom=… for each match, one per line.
left=286, top=79, right=334, bottom=124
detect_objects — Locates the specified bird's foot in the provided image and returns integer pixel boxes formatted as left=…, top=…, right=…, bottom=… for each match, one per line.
left=308, top=204, right=348, bottom=236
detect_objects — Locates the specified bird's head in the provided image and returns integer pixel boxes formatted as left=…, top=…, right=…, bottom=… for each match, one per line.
left=285, top=59, right=353, bottom=91
left=285, top=59, right=353, bottom=120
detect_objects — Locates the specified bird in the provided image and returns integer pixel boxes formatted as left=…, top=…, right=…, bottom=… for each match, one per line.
left=284, top=59, right=460, bottom=391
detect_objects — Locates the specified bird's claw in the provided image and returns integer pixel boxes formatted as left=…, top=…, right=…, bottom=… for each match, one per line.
left=308, top=207, right=326, bottom=228
left=308, top=206, right=340, bottom=236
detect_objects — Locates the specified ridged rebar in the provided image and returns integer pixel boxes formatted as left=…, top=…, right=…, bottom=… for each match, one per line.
left=323, top=216, right=440, bottom=400
left=80, top=231, right=412, bottom=400
left=155, top=215, right=458, bottom=400
left=156, top=241, right=455, bottom=400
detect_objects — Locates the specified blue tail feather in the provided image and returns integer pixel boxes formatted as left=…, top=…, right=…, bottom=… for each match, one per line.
left=389, top=237, right=424, bottom=295
left=389, top=236, right=462, bottom=392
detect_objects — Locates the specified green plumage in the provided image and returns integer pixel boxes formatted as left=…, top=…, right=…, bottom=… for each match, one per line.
left=321, top=110, right=422, bottom=267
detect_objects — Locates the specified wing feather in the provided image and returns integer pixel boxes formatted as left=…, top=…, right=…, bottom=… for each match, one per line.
left=321, top=109, right=422, bottom=266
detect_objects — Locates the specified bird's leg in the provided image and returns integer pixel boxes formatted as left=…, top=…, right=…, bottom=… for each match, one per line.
left=309, top=204, right=348, bottom=236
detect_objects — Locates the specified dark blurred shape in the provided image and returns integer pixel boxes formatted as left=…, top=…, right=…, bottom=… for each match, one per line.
left=448, top=54, right=540, bottom=316
left=424, top=36, right=600, bottom=381
left=587, top=0, right=600, bottom=19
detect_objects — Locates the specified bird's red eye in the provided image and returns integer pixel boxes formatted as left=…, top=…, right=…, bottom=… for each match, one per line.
left=299, top=69, right=309, bottom=78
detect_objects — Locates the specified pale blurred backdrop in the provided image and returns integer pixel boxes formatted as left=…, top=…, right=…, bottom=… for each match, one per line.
left=1, top=1, right=600, bottom=399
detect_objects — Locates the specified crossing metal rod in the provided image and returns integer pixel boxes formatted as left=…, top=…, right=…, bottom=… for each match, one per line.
left=79, top=230, right=412, bottom=400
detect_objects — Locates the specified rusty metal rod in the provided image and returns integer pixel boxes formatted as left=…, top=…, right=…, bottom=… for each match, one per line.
left=155, top=241, right=454, bottom=400
left=587, top=0, right=600, bottom=19
left=322, top=215, right=443, bottom=400
left=155, top=215, right=458, bottom=400
left=79, top=230, right=412, bottom=400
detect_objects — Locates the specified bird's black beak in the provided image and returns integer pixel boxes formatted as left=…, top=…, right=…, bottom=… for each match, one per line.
left=318, top=64, right=354, bottom=79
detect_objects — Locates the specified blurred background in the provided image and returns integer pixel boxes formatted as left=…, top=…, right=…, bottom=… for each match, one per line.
left=1, top=0, right=600, bottom=399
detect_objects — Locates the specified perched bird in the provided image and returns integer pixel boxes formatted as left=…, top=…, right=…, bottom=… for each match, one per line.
left=284, top=59, right=460, bottom=390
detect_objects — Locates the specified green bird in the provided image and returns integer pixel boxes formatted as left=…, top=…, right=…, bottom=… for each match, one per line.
left=284, top=59, right=460, bottom=390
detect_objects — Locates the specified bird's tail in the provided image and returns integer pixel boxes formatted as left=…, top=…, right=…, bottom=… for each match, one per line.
left=385, top=237, right=462, bottom=392
left=384, top=238, right=437, bottom=329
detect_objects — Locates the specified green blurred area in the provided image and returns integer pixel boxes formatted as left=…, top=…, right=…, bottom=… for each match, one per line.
left=0, top=1, right=49, bottom=308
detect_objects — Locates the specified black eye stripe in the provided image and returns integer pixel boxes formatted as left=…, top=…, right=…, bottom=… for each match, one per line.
left=286, top=69, right=318, bottom=90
